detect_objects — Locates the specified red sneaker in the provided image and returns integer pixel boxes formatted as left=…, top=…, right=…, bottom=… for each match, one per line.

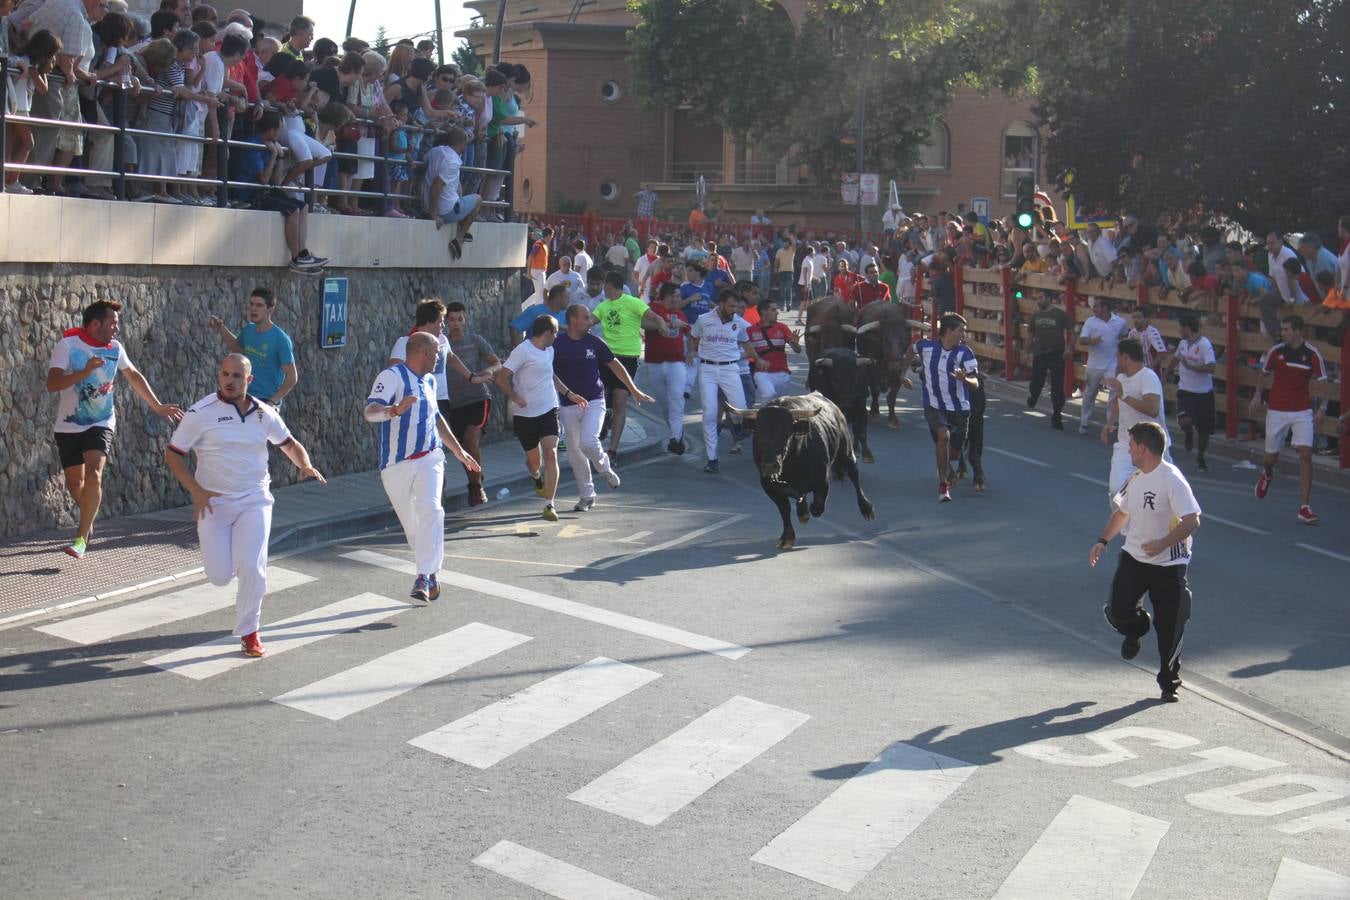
left=240, top=632, right=265, bottom=658
left=1254, top=470, right=1271, bottom=499
left=1298, top=505, right=1319, bottom=525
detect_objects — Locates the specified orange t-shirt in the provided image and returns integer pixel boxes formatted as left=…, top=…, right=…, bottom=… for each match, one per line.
left=528, top=240, right=548, bottom=271
left=689, top=209, right=708, bottom=228
left=1322, top=287, right=1349, bottom=309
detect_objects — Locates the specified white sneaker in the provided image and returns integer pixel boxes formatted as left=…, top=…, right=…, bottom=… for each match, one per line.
left=5, top=182, right=34, bottom=195
left=574, top=497, right=595, bottom=512
left=604, top=468, right=621, bottom=490
left=1078, top=424, right=1089, bottom=434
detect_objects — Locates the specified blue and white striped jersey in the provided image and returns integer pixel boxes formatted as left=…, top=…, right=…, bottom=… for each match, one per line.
left=367, top=364, right=441, bottom=469
left=913, top=338, right=978, bottom=412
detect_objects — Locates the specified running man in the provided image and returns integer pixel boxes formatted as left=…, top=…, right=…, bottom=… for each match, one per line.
left=1165, top=313, right=1216, bottom=471
left=554, top=305, right=654, bottom=511
left=592, top=270, right=663, bottom=462
left=495, top=314, right=583, bottom=522
left=48, top=300, right=183, bottom=559
left=1250, top=315, right=1326, bottom=524
left=1077, top=297, right=1129, bottom=433
left=1102, top=338, right=1168, bottom=497
left=444, top=301, right=501, bottom=505
left=1025, top=290, right=1073, bottom=430
left=747, top=298, right=802, bottom=402
left=690, top=288, right=760, bottom=473
left=902, top=313, right=978, bottom=502
left=1128, top=305, right=1171, bottom=376
left=364, top=333, right=482, bottom=602
left=643, top=281, right=692, bottom=455
left=165, top=354, right=324, bottom=658
left=208, top=287, right=298, bottom=406
left=1090, top=421, right=1201, bottom=702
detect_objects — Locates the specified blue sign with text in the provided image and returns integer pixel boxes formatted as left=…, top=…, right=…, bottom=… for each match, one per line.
left=320, top=278, right=348, bottom=349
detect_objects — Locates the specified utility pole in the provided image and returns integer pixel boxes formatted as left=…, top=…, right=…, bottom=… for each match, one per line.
left=493, top=0, right=508, bottom=64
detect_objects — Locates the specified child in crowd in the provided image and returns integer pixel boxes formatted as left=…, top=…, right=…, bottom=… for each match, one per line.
left=263, top=54, right=330, bottom=210
left=4, top=28, right=59, bottom=195
left=385, top=98, right=411, bottom=218
left=314, top=100, right=350, bottom=208
left=137, top=37, right=218, bottom=204
left=174, top=29, right=208, bottom=205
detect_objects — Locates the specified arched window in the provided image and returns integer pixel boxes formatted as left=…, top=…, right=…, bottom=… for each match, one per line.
left=917, top=122, right=949, bottom=170
left=1001, top=121, right=1038, bottom=197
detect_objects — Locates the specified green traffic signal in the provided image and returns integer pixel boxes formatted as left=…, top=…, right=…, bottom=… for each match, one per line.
left=1015, top=211, right=1035, bottom=229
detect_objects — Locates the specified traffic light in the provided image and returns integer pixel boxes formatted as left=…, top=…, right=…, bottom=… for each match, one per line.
left=1015, top=177, right=1036, bottom=230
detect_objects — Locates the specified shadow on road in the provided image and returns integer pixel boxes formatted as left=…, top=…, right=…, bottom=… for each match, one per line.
left=1229, top=635, right=1350, bottom=679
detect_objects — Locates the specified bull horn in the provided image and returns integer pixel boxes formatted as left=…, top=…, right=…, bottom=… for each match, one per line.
left=814, top=357, right=834, bottom=368
left=791, top=407, right=823, bottom=421
left=856, top=357, right=875, bottom=366
left=726, top=406, right=758, bottom=419
left=805, top=325, right=822, bottom=334
left=840, top=324, right=858, bottom=333
left=906, top=319, right=927, bottom=330
left=855, top=321, right=882, bottom=334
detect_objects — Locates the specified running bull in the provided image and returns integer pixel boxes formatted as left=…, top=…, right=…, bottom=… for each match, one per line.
left=854, top=302, right=917, bottom=430
left=729, top=392, right=875, bottom=550
left=807, top=346, right=875, bottom=463
left=803, top=299, right=859, bottom=361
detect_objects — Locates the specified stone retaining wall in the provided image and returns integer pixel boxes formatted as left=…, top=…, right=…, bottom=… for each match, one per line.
left=0, top=264, right=529, bottom=539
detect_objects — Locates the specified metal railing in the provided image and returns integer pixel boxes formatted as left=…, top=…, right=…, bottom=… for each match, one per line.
left=0, top=59, right=514, bottom=221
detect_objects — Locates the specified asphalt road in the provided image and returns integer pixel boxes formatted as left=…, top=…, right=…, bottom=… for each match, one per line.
left=3, top=379, right=1349, bottom=899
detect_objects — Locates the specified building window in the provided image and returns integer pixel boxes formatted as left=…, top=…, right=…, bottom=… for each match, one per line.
left=521, top=177, right=533, bottom=204
left=917, top=122, right=949, bottom=170
left=599, top=179, right=620, bottom=203
left=1002, top=121, right=1038, bottom=197
left=600, top=80, right=622, bottom=103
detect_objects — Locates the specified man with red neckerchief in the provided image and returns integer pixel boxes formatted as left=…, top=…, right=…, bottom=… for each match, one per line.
left=747, top=298, right=802, bottom=402
left=47, top=300, right=183, bottom=559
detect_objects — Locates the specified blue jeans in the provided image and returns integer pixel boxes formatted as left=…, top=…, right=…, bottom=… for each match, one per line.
left=777, top=272, right=795, bottom=304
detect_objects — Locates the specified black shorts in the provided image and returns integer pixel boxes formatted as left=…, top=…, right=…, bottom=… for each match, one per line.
left=924, top=407, right=968, bottom=449
left=1176, top=389, right=1215, bottom=435
left=446, top=398, right=491, bottom=440
left=250, top=187, right=306, bottom=218
left=55, top=427, right=113, bottom=469
left=513, top=409, right=559, bottom=451
left=600, top=355, right=639, bottom=394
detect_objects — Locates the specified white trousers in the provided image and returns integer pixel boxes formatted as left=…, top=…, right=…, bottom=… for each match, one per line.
left=528, top=268, right=547, bottom=308
left=380, top=453, right=445, bottom=576
left=1081, top=365, right=1115, bottom=428
left=644, top=361, right=687, bottom=440
left=281, top=117, right=330, bottom=190
left=559, top=401, right=612, bottom=500
left=683, top=360, right=699, bottom=396
left=198, top=490, right=273, bottom=638
left=754, top=370, right=793, bottom=402
left=699, top=362, right=746, bottom=461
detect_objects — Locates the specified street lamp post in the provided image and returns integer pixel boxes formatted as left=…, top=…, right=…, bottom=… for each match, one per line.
left=856, top=72, right=865, bottom=236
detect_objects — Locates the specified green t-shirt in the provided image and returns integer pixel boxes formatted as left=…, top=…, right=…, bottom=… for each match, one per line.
left=879, top=270, right=899, bottom=299
left=593, top=294, right=649, bottom=357
left=1028, top=306, right=1071, bottom=355
left=625, top=237, right=640, bottom=263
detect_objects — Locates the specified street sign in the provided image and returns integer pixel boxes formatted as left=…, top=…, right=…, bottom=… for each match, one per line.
left=320, top=277, right=348, bottom=349
left=970, top=196, right=990, bottom=224
left=840, top=173, right=881, bottom=206
left=840, top=173, right=859, bottom=205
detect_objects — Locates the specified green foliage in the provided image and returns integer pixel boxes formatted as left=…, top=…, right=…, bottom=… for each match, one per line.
left=452, top=38, right=483, bottom=76
left=553, top=194, right=588, bottom=215
left=373, top=24, right=389, bottom=59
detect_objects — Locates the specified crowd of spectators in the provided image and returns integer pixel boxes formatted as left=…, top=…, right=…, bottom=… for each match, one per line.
left=1, top=0, right=532, bottom=249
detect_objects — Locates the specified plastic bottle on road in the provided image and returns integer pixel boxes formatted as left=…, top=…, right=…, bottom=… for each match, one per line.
left=496, top=488, right=510, bottom=500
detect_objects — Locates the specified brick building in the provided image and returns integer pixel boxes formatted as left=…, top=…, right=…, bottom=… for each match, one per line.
left=461, top=0, right=1047, bottom=230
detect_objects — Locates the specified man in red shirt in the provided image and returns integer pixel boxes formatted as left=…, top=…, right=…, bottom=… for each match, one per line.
left=832, top=259, right=862, bottom=300
left=849, top=262, right=892, bottom=309
left=748, top=299, right=802, bottom=401
left=1250, top=315, right=1326, bottom=523
left=643, top=281, right=692, bottom=454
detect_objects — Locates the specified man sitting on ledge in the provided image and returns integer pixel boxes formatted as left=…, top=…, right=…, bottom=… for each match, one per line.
left=427, top=126, right=482, bottom=261
left=230, top=110, right=328, bottom=275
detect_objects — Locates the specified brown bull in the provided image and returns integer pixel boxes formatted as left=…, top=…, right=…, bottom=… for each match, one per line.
left=803, top=299, right=858, bottom=363
left=854, top=303, right=921, bottom=429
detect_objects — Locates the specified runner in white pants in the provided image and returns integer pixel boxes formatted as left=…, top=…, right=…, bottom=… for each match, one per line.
left=689, top=288, right=761, bottom=473
left=643, top=281, right=693, bottom=454
left=1102, top=337, right=1168, bottom=497
left=164, top=354, right=325, bottom=659
left=1077, top=297, right=1128, bottom=432
left=364, top=332, right=483, bottom=602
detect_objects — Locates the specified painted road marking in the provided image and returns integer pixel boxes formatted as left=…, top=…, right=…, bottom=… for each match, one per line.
left=751, top=741, right=977, bottom=892
left=985, top=446, right=1051, bottom=468
left=592, top=514, right=749, bottom=571
left=145, top=593, right=408, bottom=680
left=344, top=550, right=750, bottom=660
left=444, top=553, right=587, bottom=570
left=1266, top=858, right=1350, bottom=900
left=991, top=795, right=1169, bottom=900
left=615, top=530, right=654, bottom=544
left=36, top=567, right=314, bottom=644
left=271, top=623, right=531, bottom=721
left=1114, top=746, right=1285, bottom=789
left=1069, top=473, right=1268, bottom=534
left=408, top=657, right=660, bottom=768
left=472, top=840, right=659, bottom=900
left=569, top=696, right=809, bottom=826
left=1296, top=543, right=1350, bottom=565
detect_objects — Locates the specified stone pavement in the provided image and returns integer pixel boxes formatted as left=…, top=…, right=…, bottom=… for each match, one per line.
left=0, top=408, right=663, bottom=626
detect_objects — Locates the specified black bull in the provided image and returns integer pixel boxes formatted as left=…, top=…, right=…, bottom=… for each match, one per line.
left=730, top=393, right=876, bottom=549
left=807, top=347, right=875, bottom=464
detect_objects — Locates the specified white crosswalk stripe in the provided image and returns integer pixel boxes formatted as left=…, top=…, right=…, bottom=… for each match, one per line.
left=569, top=695, right=809, bottom=825
left=145, top=593, right=409, bottom=680
left=408, top=657, right=662, bottom=768
left=1266, top=858, right=1350, bottom=900
left=751, top=741, right=978, bottom=892
left=35, top=567, right=314, bottom=644
left=473, top=840, right=660, bottom=900
left=271, top=622, right=531, bottom=720
left=991, top=795, right=1170, bottom=900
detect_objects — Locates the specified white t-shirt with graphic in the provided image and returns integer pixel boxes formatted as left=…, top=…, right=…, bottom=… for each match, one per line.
left=691, top=310, right=748, bottom=363
left=49, top=335, right=133, bottom=433
left=1176, top=336, right=1216, bottom=393
left=1113, top=461, right=1201, bottom=566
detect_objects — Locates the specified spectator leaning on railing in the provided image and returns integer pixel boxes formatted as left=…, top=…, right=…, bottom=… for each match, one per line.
left=25, top=0, right=102, bottom=194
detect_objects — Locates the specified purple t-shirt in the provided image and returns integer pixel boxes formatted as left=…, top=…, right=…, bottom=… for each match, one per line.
left=551, top=332, right=614, bottom=405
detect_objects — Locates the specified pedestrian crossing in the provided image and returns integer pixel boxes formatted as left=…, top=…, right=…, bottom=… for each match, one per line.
left=25, top=553, right=1350, bottom=899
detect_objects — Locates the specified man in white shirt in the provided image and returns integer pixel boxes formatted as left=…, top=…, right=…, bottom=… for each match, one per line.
left=1086, top=222, right=1118, bottom=280
left=882, top=205, right=906, bottom=234
left=495, top=314, right=588, bottom=521
left=545, top=255, right=586, bottom=304
left=427, top=128, right=481, bottom=260
left=633, top=239, right=661, bottom=298
left=165, top=354, right=324, bottom=658
left=1165, top=313, right=1217, bottom=472
left=1077, top=296, right=1128, bottom=432
left=572, top=238, right=594, bottom=285
left=689, top=288, right=761, bottom=472
left=603, top=234, right=631, bottom=283
left=1102, top=338, right=1168, bottom=497
left=1089, top=421, right=1201, bottom=702
left=1128, top=305, right=1171, bottom=374
left=1257, top=231, right=1300, bottom=337
left=730, top=236, right=756, bottom=284
left=365, top=332, right=481, bottom=603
